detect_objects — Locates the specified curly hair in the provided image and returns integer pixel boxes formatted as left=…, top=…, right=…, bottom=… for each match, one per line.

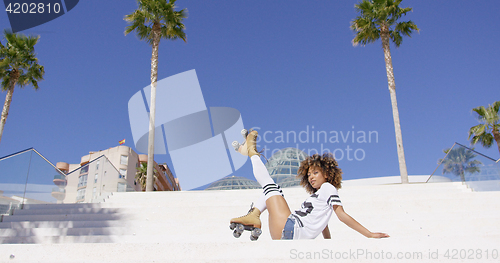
left=297, top=153, right=342, bottom=194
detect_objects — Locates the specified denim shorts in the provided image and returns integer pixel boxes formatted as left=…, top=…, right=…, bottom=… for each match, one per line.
left=281, top=215, right=295, bottom=240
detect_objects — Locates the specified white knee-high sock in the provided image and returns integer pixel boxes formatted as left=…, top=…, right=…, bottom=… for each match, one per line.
left=254, top=193, right=267, bottom=213
left=250, top=156, right=284, bottom=213
left=251, top=156, right=275, bottom=187
left=254, top=186, right=284, bottom=213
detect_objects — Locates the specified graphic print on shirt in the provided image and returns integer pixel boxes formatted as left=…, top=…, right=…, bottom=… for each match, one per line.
left=295, top=191, right=342, bottom=218
left=295, top=201, right=313, bottom=217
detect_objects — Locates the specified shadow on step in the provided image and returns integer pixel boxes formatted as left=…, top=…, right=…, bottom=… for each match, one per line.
left=0, top=204, right=129, bottom=244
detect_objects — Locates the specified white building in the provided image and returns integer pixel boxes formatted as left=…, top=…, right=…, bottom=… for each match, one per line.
left=55, top=145, right=180, bottom=204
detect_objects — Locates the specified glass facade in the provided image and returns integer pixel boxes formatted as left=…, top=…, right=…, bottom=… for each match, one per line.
left=205, top=176, right=260, bottom=190
left=428, top=142, right=500, bottom=191
left=0, top=148, right=137, bottom=215
left=265, top=147, right=308, bottom=188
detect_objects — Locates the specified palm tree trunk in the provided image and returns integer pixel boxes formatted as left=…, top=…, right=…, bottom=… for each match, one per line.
left=460, top=172, right=466, bottom=183
left=381, top=28, right=409, bottom=184
left=0, top=82, right=16, bottom=145
left=459, top=166, right=466, bottom=183
left=146, top=26, right=160, bottom=192
left=493, top=128, right=500, bottom=156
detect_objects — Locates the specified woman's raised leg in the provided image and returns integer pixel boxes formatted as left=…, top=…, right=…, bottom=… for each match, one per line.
left=231, top=130, right=292, bottom=239
left=248, top=146, right=291, bottom=239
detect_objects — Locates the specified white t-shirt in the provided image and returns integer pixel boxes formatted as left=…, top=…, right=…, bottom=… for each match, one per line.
left=291, top=182, right=342, bottom=239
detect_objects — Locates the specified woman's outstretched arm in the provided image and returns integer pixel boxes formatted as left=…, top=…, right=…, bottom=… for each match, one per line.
left=333, top=205, right=389, bottom=238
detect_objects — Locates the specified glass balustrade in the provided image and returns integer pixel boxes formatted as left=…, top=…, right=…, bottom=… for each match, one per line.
left=427, top=142, right=500, bottom=191
left=0, top=148, right=136, bottom=215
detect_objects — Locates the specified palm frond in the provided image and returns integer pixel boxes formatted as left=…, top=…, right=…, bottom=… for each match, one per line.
left=124, top=0, right=187, bottom=45
left=351, top=0, right=418, bottom=47
left=472, top=105, right=487, bottom=119
left=492, top=101, right=500, bottom=114
left=389, top=30, right=402, bottom=46
left=0, top=30, right=43, bottom=91
left=472, top=132, right=494, bottom=148
left=351, top=16, right=380, bottom=46
left=469, top=105, right=497, bottom=148
left=135, top=162, right=148, bottom=190
left=469, top=124, right=486, bottom=138
left=1, top=76, right=10, bottom=91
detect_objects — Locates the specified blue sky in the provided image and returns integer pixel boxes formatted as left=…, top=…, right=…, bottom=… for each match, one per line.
left=1, top=0, right=499, bottom=190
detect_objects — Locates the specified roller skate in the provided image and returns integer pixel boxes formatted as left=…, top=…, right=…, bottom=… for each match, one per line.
left=229, top=204, right=262, bottom=241
left=232, top=128, right=262, bottom=158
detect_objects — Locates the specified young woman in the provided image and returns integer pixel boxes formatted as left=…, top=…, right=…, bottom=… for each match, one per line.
left=230, top=129, right=390, bottom=240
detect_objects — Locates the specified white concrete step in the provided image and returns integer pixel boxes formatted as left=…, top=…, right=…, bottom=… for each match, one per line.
left=0, top=226, right=129, bottom=237
left=1, top=212, right=128, bottom=223
left=0, top=181, right=499, bottom=262
left=12, top=207, right=123, bottom=216
left=2, top=236, right=500, bottom=263
left=20, top=203, right=104, bottom=210
left=0, top=235, right=126, bottom=244
left=0, top=220, right=129, bottom=229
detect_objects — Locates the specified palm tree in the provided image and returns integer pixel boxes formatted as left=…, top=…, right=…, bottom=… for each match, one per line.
left=136, top=162, right=158, bottom=191
left=439, top=147, right=482, bottom=182
left=351, top=0, right=419, bottom=184
left=136, top=162, right=148, bottom=190
left=0, top=29, right=44, bottom=145
left=468, top=101, right=500, bottom=156
left=124, top=0, right=187, bottom=191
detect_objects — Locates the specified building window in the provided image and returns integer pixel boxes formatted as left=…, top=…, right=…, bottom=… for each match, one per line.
left=94, top=173, right=98, bottom=183
left=76, top=189, right=86, bottom=201
left=92, top=187, right=97, bottom=199
left=120, top=155, right=128, bottom=165
left=78, top=175, right=88, bottom=188
left=95, top=160, right=100, bottom=171
left=278, top=167, right=290, bottom=174
left=117, top=183, right=127, bottom=192
left=119, top=169, right=126, bottom=179
left=80, top=165, right=89, bottom=175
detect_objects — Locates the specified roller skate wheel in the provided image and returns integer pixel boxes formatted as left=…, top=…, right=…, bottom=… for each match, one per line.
left=250, top=235, right=259, bottom=241
left=231, top=141, right=240, bottom=151
left=251, top=228, right=262, bottom=237
left=241, top=129, right=248, bottom=138
left=229, top=222, right=236, bottom=230
left=233, top=230, right=242, bottom=238
left=236, top=224, right=245, bottom=232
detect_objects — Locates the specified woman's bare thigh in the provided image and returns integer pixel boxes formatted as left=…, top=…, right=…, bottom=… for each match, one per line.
left=266, top=195, right=291, bottom=240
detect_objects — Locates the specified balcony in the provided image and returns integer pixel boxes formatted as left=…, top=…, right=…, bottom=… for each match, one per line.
left=51, top=187, right=66, bottom=200
left=53, top=174, right=67, bottom=187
